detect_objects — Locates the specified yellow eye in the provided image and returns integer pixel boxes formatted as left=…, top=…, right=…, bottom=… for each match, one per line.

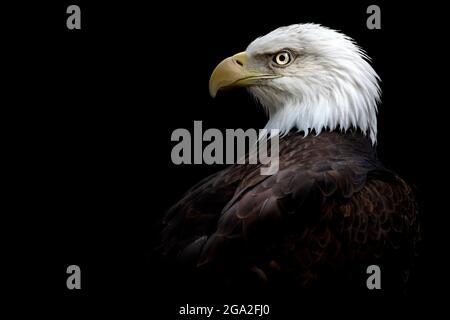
left=273, top=51, right=292, bottom=66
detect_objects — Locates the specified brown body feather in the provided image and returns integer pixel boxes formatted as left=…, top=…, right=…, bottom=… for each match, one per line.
left=159, top=131, right=420, bottom=293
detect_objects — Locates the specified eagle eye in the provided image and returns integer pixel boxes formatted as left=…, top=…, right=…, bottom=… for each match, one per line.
left=272, top=51, right=293, bottom=66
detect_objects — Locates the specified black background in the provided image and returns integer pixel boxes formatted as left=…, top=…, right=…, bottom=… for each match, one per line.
left=8, top=0, right=449, bottom=317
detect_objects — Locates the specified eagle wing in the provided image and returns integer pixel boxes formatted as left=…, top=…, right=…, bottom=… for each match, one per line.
left=158, top=133, right=420, bottom=291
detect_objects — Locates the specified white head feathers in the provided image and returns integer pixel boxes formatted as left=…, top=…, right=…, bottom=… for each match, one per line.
left=245, top=23, right=381, bottom=144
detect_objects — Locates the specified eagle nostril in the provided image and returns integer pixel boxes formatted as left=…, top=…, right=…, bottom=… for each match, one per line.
left=235, top=58, right=244, bottom=67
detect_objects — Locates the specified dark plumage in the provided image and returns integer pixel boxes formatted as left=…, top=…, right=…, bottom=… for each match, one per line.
left=158, top=131, right=420, bottom=293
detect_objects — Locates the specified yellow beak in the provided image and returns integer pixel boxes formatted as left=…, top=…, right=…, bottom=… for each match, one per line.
left=209, top=52, right=280, bottom=97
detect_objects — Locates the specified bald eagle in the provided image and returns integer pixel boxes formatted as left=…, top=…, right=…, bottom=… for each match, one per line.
left=158, top=24, right=420, bottom=294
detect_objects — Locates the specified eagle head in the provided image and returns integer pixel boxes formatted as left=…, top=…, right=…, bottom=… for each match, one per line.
left=209, top=23, right=381, bottom=144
